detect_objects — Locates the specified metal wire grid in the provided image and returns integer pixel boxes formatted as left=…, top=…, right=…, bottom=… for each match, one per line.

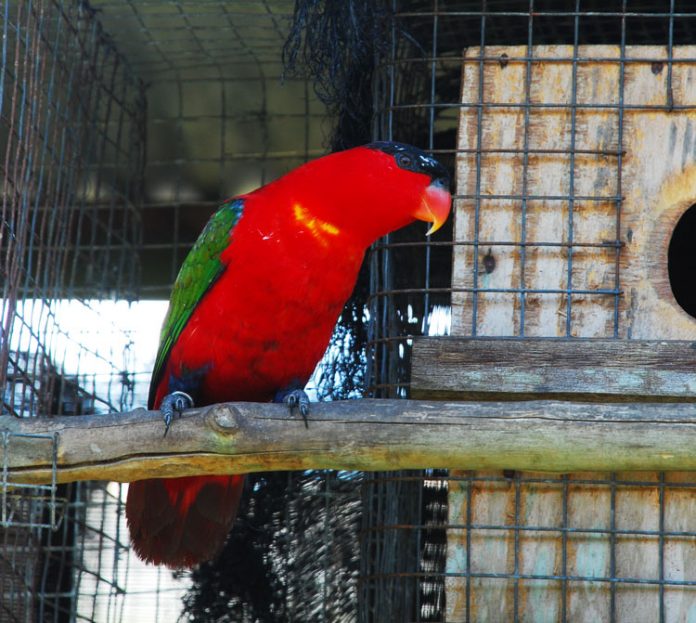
left=71, top=481, right=130, bottom=623
left=1, top=432, right=61, bottom=622
left=0, top=0, right=144, bottom=415
left=11, top=1, right=696, bottom=621
left=5, top=481, right=131, bottom=623
left=90, top=0, right=329, bottom=298
left=2, top=467, right=133, bottom=621
left=362, top=471, right=696, bottom=622
left=369, top=1, right=696, bottom=381
left=364, top=1, right=696, bottom=622
left=1, top=0, right=144, bottom=620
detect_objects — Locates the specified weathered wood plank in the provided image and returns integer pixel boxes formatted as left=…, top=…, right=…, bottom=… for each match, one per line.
left=412, top=337, right=696, bottom=400
left=5, top=399, right=696, bottom=484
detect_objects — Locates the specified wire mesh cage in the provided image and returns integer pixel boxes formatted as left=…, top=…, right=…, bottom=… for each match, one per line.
left=364, top=1, right=696, bottom=622
left=5, top=0, right=696, bottom=622
left=88, top=0, right=327, bottom=297
left=0, top=0, right=144, bottom=418
left=1, top=0, right=144, bottom=620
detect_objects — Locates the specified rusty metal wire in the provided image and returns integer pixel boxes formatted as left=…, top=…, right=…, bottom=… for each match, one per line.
left=363, top=1, right=696, bottom=622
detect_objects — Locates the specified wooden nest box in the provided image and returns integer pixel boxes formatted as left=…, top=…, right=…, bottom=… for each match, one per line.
left=411, top=46, right=696, bottom=622
left=414, top=45, right=696, bottom=402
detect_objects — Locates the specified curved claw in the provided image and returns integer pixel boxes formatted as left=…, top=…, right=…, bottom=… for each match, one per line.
left=160, top=391, right=194, bottom=437
left=277, top=389, right=310, bottom=428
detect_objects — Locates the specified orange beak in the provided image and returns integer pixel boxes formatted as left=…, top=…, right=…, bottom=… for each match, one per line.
left=414, top=182, right=452, bottom=235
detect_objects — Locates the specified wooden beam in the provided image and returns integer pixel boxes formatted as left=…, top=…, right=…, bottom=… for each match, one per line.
left=411, top=337, right=696, bottom=400
left=4, top=398, right=696, bottom=484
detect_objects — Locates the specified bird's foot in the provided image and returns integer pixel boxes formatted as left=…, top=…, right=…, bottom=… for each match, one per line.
left=160, top=391, right=194, bottom=437
left=274, top=388, right=310, bottom=428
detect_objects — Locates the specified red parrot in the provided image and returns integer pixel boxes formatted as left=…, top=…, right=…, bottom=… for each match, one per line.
left=126, top=142, right=451, bottom=568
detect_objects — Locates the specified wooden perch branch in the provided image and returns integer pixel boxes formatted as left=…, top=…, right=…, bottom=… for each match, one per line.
left=4, top=399, right=696, bottom=485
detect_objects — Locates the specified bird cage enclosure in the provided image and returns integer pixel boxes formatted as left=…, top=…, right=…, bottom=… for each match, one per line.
left=4, top=1, right=696, bottom=622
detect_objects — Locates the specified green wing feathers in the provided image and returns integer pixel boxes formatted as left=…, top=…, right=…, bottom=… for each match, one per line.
left=148, top=199, right=244, bottom=408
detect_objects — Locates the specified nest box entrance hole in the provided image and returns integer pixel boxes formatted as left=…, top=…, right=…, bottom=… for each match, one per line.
left=668, top=203, right=696, bottom=319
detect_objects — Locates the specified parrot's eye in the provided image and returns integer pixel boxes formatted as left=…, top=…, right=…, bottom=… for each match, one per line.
left=396, top=153, right=414, bottom=169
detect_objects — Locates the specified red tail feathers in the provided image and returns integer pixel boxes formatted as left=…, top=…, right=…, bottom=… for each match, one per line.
left=126, top=475, right=244, bottom=568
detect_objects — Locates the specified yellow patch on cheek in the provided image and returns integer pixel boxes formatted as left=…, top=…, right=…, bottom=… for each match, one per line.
left=293, top=203, right=341, bottom=246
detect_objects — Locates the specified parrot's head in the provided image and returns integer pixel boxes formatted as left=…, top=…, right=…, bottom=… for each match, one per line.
left=280, top=141, right=452, bottom=248
left=364, top=141, right=452, bottom=237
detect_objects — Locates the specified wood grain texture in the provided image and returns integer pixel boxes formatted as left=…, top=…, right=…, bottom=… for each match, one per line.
left=445, top=470, right=696, bottom=622
left=5, top=399, right=696, bottom=484
left=452, top=45, right=696, bottom=340
left=412, top=337, right=696, bottom=400
left=445, top=44, right=696, bottom=621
